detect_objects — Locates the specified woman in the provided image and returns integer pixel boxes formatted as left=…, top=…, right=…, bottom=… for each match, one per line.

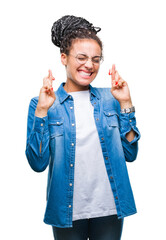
left=25, top=15, right=140, bottom=240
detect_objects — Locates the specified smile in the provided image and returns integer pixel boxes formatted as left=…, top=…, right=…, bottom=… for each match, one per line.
left=78, top=70, right=93, bottom=78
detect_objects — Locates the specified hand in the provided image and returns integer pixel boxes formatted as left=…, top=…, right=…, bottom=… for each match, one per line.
left=35, top=70, right=56, bottom=117
left=110, top=64, right=132, bottom=109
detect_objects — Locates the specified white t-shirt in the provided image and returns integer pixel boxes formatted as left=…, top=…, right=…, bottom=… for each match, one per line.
left=69, top=89, right=117, bottom=221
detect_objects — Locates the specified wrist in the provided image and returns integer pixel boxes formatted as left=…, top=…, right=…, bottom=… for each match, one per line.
left=119, top=101, right=133, bottom=109
left=35, top=105, right=48, bottom=118
left=120, top=106, right=135, bottom=114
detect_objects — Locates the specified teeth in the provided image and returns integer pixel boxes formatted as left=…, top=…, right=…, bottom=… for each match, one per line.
left=79, top=71, right=91, bottom=76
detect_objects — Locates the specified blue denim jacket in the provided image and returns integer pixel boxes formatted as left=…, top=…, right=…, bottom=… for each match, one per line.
left=25, top=82, right=141, bottom=228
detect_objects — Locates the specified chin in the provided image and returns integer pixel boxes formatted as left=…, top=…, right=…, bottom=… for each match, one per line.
left=76, top=79, right=94, bottom=86
left=77, top=75, right=96, bottom=85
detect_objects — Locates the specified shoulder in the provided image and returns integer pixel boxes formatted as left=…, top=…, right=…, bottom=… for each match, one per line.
left=28, top=96, right=39, bottom=110
left=94, top=87, right=120, bottom=111
left=93, top=87, right=114, bottom=100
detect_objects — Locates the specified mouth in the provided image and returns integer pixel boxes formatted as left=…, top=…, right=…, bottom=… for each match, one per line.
left=78, top=70, right=94, bottom=78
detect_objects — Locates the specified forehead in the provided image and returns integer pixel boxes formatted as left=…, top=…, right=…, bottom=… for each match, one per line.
left=70, top=39, right=101, bottom=55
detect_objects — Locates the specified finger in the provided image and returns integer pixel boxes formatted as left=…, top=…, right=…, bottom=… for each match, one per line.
left=111, top=84, right=119, bottom=90
left=114, top=78, right=125, bottom=88
left=112, top=72, right=121, bottom=88
left=48, top=70, right=55, bottom=91
left=118, top=80, right=123, bottom=87
left=48, top=69, right=52, bottom=78
left=43, top=77, right=52, bottom=87
left=113, top=71, right=121, bottom=85
left=111, top=64, right=116, bottom=80
left=43, top=86, right=52, bottom=95
left=111, top=71, right=118, bottom=87
left=115, top=71, right=120, bottom=81
left=44, top=71, right=54, bottom=88
left=45, top=86, right=55, bottom=98
left=119, top=79, right=126, bottom=87
left=112, top=80, right=120, bottom=89
left=48, top=69, right=55, bottom=81
left=48, top=70, right=53, bottom=82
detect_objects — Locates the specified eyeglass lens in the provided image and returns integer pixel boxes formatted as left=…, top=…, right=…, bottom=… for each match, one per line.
left=76, top=54, right=102, bottom=64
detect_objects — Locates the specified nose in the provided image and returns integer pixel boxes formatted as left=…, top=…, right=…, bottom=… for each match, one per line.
left=84, top=58, right=93, bottom=69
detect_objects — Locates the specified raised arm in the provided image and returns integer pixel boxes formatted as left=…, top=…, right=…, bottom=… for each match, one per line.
left=25, top=70, right=56, bottom=172
left=109, top=64, right=141, bottom=161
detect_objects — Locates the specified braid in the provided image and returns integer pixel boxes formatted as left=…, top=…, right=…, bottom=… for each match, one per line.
left=60, top=29, right=102, bottom=55
left=51, top=15, right=103, bottom=55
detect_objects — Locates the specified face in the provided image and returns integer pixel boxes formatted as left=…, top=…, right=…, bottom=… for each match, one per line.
left=61, top=39, right=102, bottom=92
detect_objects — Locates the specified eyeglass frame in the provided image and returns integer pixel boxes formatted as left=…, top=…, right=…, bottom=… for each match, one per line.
left=68, top=53, right=104, bottom=65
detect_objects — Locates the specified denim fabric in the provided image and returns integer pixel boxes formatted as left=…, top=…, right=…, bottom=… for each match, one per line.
left=25, top=82, right=141, bottom=228
left=52, top=215, right=124, bottom=240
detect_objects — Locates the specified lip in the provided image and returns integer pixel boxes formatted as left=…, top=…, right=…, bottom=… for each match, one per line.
left=77, top=70, right=94, bottom=79
left=78, top=69, right=93, bottom=73
left=78, top=70, right=93, bottom=79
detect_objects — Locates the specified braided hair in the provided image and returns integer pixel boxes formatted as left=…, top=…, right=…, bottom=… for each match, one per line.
left=51, top=15, right=103, bottom=56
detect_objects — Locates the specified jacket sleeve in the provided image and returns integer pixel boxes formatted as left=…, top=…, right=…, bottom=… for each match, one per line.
left=117, top=102, right=141, bottom=162
left=25, top=97, right=50, bottom=172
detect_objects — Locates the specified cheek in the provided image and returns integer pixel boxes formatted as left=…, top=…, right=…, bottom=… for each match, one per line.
left=66, top=65, right=78, bottom=79
left=94, top=66, right=100, bottom=74
left=67, top=61, right=79, bottom=72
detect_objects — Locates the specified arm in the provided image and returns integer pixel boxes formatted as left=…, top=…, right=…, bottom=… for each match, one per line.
left=110, top=64, right=141, bottom=162
left=117, top=103, right=141, bottom=162
left=119, top=101, right=136, bottom=142
left=25, top=98, right=50, bottom=172
left=25, top=70, right=56, bottom=172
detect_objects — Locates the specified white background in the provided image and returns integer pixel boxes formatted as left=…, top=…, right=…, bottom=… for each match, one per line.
left=0, top=0, right=166, bottom=239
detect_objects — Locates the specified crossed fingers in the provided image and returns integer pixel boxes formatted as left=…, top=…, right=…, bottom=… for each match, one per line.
left=43, top=69, right=55, bottom=93
left=109, top=64, right=125, bottom=88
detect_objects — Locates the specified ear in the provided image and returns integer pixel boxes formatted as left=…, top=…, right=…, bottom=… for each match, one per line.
left=61, top=53, right=67, bottom=66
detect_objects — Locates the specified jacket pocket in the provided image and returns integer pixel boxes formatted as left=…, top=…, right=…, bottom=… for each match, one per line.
left=103, top=110, right=119, bottom=127
left=48, top=119, right=64, bottom=138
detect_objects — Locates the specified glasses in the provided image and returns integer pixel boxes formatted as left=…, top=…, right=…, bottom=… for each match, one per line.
left=69, top=54, right=103, bottom=65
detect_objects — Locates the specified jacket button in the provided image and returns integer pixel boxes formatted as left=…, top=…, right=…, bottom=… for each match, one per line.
left=110, top=176, right=113, bottom=180
left=70, top=106, right=73, bottom=109
left=101, top=137, right=104, bottom=141
left=69, top=205, right=72, bottom=208
left=40, top=123, right=43, bottom=127
left=70, top=164, right=73, bottom=167
left=96, top=118, right=99, bottom=121
left=72, top=123, right=75, bottom=126
left=105, top=157, right=108, bottom=160
left=71, top=143, right=74, bottom=146
left=116, top=196, right=118, bottom=200
left=69, top=183, right=72, bottom=186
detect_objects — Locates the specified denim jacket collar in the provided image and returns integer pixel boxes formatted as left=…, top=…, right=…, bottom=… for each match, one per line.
left=57, top=82, right=101, bottom=104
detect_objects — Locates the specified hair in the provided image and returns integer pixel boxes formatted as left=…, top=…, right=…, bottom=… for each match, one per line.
left=51, top=15, right=103, bottom=56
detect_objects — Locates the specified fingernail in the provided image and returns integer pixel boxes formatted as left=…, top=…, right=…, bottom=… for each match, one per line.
left=115, top=81, right=118, bottom=85
left=108, top=69, right=112, bottom=75
left=51, top=87, right=53, bottom=91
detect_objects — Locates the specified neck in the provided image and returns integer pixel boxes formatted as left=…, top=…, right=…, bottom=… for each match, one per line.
left=63, top=80, right=90, bottom=93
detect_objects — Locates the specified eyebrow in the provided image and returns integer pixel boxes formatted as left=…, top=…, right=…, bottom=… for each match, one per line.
left=77, top=53, right=101, bottom=57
